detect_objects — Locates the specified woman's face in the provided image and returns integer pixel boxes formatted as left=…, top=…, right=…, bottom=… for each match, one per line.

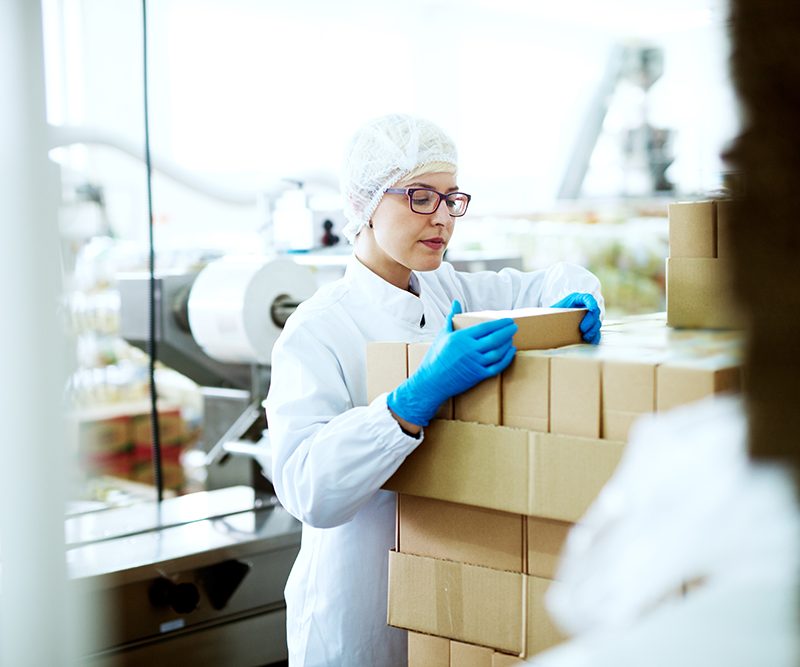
left=367, top=171, right=458, bottom=280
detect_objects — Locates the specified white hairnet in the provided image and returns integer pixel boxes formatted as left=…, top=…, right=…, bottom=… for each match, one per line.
left=340, top=114, right=458, bottom=243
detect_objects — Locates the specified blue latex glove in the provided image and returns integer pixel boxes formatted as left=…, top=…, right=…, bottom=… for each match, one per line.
left=551, top=292, right=602, bottom=345
left=387, top=300, right=517, bottom=427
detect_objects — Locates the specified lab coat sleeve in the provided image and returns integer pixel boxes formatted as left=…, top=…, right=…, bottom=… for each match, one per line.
left=450, top=261, right=605, bottom=317
left=264, top=323, right=420, bottom=529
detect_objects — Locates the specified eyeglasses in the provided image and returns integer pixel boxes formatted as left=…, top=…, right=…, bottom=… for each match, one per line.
left=384, top=187, right=472, bottom=217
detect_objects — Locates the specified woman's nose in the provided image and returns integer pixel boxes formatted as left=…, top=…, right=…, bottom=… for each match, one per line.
left=431, top=198, right=451, bottom=225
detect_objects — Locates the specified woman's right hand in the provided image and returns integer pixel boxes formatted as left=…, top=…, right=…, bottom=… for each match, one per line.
left=387, top=300, right=517, bottom=427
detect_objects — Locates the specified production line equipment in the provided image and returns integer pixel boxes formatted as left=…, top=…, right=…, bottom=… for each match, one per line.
left=70, top=255, right=317, bottom=665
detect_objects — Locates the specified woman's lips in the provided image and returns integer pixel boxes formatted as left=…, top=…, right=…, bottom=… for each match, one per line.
left=420, top=238, right=446, bottom=250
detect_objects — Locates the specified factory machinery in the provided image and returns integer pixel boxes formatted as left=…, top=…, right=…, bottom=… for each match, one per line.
left=70, top=256, right=318, bottom=665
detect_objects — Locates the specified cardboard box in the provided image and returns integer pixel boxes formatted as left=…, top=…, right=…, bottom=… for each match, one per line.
left=399, top=494, right=524, bottom=572
left=668, top=200, right=717, bottom=258
left=602, top=360, right=657, bottom=440
left=527, top=516, right=571, bottom=580
left=408, top=632, right=525, bottom=667
left=409, top=632, right=449, bottom=667
left=82, top=450, right=133, bottom=476
left=408, top=343, right=453, bottom=419
left=666, top=257, right=741, bottom=330
left=451, top=641, right=494, bottom=667
left=714, top=199, right=734, bottom=259
left=502, top=351, right=549, bottom=432
left=77, top=415, right=132, bottom=454
left=366, top=342, right=408, bottom=402
left=453, top=307, right=585, bottom=351
left=388, top=551, right=565, bottom=657
left=454, top=376, right=501, bottom=425
left=657, top=356, right=741, bottom=412
left=131, top=409, right=185, bottom=446
left=492, top=653, right=525, bottom=667
left=398, top=495, right=571, bottom=579
left=384, top=421, right=625, bottom=522
left=550, top=356, right=602, bottom=438
left=131, top=443, right=184, bottom=489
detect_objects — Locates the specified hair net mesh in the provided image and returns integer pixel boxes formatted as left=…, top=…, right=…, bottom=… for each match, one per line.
left=340, top=114, right=458, bottom=243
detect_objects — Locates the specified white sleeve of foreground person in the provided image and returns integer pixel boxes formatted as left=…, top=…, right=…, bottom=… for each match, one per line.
left=527, top=396, right=800, bottom=667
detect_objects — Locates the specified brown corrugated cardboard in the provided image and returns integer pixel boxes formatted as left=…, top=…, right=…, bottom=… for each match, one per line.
left=530, top=432, right=623, bottom=521
left=388, top=551, right=564, bottom=657
left=492, top=653, right=525, bottom=667
left=502, top=351, right=549, bottom=431
left=366, top=342, right=408, bottom=402
left=385, top=420, right=530, bottom=515
left=409, top=632, right=449, bottom=667
left=408, top=343, right=453, bottom=419
left=454, top=376, right=501, bottom=425
left=602, top=360, right=657, bottom=440
left=666, top=257, right=742, bottom=329
left=384, top=421, right=625, bottom=522
left=657, top=356, right=741, bottom=412
left=398, top=495, right=525, bottom=572
left=76, top=415, right=131, bottom=454
left=527, top=576, right=567, bottom=655
left=131, top=409, right=184, bottom=445
left=450, top=641, right=494, bottom=667
left=388, top=551, right=523, bottom=653
left=527, top=516, right=571, bottom=579
left=714, top=199, right=733, bottom=259
left=550, top=356, right=602, bottom=438
left=398, top=495, right=572, bottom=578
left=453, top=307, right=585, bottom=351
left=668, top=200, right=717, bottom=258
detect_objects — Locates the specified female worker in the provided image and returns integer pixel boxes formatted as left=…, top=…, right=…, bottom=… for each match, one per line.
left=265, top=114, right=604, bottom=667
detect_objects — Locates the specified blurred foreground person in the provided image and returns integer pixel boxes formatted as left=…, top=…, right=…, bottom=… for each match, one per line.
left=530, top=0, right=800, bottom=667
left=530, top=2, right=800, bottom=665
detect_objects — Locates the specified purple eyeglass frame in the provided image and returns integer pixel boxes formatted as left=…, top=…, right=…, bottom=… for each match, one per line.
left=384, top=187, right=472, bottom=217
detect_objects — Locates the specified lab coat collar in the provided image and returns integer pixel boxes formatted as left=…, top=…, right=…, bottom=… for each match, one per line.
left=345, top=254, right=425, bottom=326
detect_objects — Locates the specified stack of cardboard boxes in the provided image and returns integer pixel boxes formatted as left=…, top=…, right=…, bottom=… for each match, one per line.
left=666, top=199, right=741, bottom=329
left=74, top=403, right=196, bottom=493
left=367, top=308, right=742, bottom=665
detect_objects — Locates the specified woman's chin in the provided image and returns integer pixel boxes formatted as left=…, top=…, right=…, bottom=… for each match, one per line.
left=411, top=255, right=444, bottom=272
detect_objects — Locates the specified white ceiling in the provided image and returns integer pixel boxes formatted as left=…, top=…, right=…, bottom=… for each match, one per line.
left=361, top=0, right=731, bottom=38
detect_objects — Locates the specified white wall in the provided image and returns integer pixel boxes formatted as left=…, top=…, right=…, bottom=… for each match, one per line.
left=44, top=0, right=736, bottom=251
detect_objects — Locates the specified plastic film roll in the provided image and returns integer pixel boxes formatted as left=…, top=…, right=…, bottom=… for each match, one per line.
left=187, top=256, right=317, bottom=365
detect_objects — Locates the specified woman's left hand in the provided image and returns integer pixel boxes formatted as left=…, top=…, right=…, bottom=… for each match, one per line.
left=551, top=292, right=602, bottom=344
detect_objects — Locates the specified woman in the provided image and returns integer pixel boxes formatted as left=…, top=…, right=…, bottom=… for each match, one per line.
left=265, top=114, right=604, bottom=667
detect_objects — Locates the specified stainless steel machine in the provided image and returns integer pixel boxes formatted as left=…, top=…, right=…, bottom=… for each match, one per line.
left=70, top=256, right=318, bottom=665
left=69, top=486, right=300, bottom=665
left=117, top=255, right=317, bottom=490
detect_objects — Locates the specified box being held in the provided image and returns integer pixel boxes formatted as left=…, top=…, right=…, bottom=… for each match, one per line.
left=453, top=307, right=585, bottom=351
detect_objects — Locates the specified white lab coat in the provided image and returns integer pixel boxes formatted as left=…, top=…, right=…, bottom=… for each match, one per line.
left=265, top=255, right=603, bottom=667
left=531, top=396, right=800, bottom=667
